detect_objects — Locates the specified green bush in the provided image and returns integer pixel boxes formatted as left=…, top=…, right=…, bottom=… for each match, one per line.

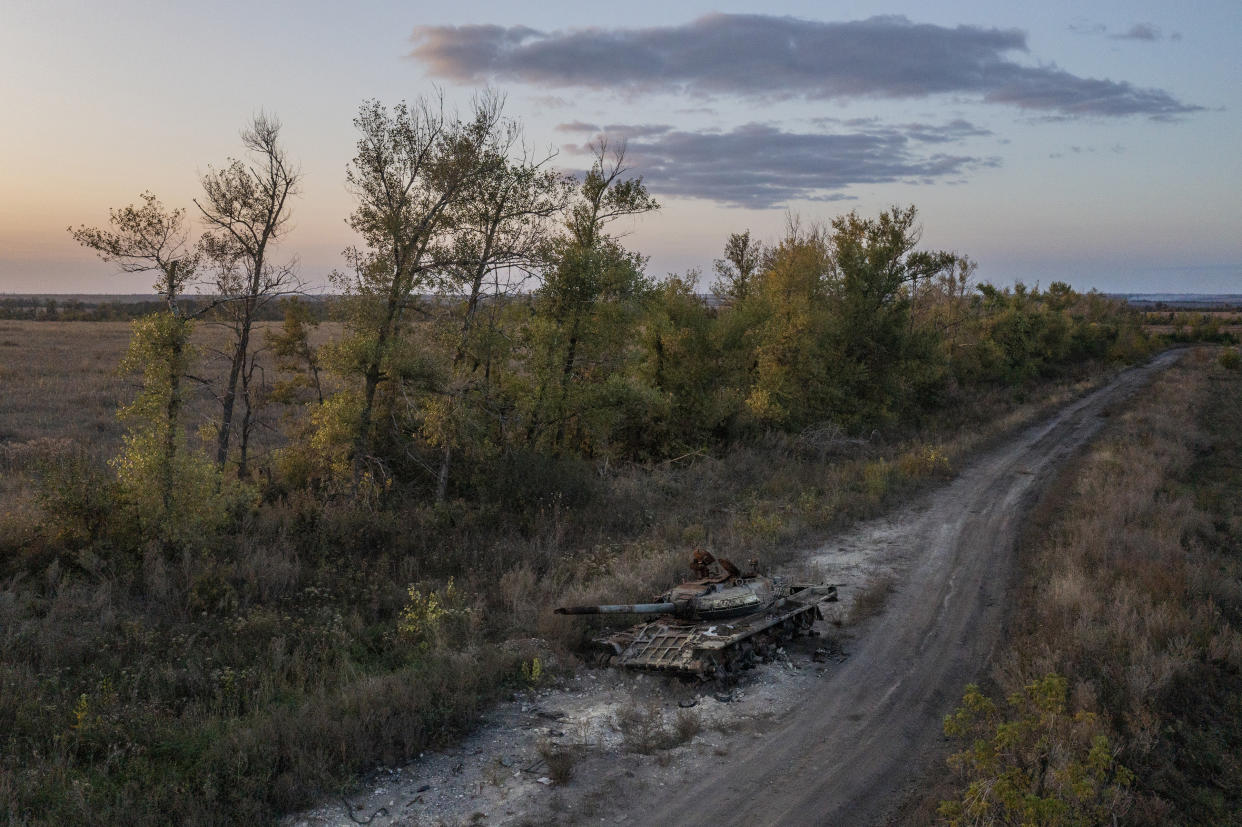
left=941, top=675, right=1133, bottom=826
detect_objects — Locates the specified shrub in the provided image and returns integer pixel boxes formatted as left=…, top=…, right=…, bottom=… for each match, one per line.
left=614, top=701, right=700, bottom=754
left=536, top=737, right=577, bottom=784
left=895, top=444, right=952, bottom=479
left=940, top=675, right=1134, bottom=826
left=397, top=578, right=473, bottom=651
left=36, top=449, right=119, bottom=550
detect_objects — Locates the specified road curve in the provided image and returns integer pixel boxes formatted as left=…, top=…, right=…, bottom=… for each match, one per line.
left=613, top=350, right=1183, bottom=826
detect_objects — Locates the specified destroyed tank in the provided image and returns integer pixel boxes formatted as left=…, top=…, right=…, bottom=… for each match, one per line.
left=555, top=551, right=838, bottom=680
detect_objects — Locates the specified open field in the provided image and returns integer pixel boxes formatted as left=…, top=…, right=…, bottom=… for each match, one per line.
left=0, top=319, right=341, bottom=508
left=1140, top=310, right=1242, bottom=340
left=0, top=319, right=340, bottom=449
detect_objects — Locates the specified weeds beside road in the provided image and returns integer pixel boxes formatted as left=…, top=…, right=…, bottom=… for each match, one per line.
left=936, top=347, right=1242, bottom=824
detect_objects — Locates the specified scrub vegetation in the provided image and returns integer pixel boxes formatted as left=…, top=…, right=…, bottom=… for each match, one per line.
left=937, top=349, right=1242, bottom=824
left=0, top=94, right=1173, bottom=824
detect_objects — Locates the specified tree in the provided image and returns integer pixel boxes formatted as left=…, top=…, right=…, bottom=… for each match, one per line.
left=426, top=136, right=568, bottom=500
left=521, top=140, right=659, bottom=454
left=710, top=230, right=765, bottom=302
left=628, top=273, right=731, bottom=456
left=266, top=297, right=324, bottom=406
left=69, top=192, right=198, bottom=314
left=328, top=93, right=507, bottom=481
left=69, top=194, right=234, bottom=548
left=740, top=220, right=837, bottom=427
left=196, top=113, right=301, bottom=475
left=826, top=205, right=958, bottom=424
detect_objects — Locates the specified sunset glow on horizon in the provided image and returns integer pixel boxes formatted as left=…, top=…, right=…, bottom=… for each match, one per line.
left=2, top=0, right=1239, bottom=295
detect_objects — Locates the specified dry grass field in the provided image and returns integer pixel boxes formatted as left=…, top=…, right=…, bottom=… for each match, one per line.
left=1141, top=310, right=1242, bottom=339
left=0, top=321, right=132, bottom=449
left=0, top=319, right=340, bottom=505
left=924, top=347, right=1242, bottom=824
left=0, top=319, right=341, bottom=445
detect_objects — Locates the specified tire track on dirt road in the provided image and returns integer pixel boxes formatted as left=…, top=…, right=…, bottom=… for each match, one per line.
left=610, top=350, right=1183, bottom=827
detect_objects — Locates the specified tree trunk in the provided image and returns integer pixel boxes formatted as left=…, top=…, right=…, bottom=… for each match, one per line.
left=436, top=261, right=492, bottom=503
left=435, top=442, right=451, bottom=502
left=237, top=353, right=256, bottom=479
left=160, top=269, right=187, bottom=552
left=215, top=298, right=255, bottom=466
left=163, top=325, right=183, bottom=523
left=354, top=284, right=402, bottom=476
left=553, top=319, right=580, bottom=451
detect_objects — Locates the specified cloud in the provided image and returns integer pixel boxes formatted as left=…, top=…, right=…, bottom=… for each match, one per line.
left=557, top=122, right=672, bottom=139
left=563, top=121, right=999, bottom=209
left=1071, top=20, right=1180, bottom=42
left=410, top=14, right=1202, bottom=119
left=1068, top=21, right=1107, bottom=37
left=528, top=94, right=572, bottom=109
left=1114, top=22, right=1161, bottom=41
left=814, top=117, right=993, bottom=144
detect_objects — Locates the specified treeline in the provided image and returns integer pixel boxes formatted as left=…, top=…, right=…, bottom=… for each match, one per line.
left=0, top=295, right=335, bottom=322
left=278, top=206, right=1152, bottom=503
left=60, top=94, right=1156, bottom=536
left=1, top=295, right=340, bottom=323
left=1150, top=311, right=1241, bottom=344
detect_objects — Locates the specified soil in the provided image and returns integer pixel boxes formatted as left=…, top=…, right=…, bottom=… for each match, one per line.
left=288, top=350, right=1182, bottom=827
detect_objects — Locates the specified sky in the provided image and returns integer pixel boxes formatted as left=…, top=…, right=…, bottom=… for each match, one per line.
left=1, top=0, right=1239, bottom=295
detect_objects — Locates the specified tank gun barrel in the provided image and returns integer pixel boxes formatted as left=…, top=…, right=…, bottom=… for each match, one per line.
left=554, top=602, right=677, bottom=615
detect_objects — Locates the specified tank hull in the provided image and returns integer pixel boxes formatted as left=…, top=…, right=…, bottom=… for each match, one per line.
left=594, top=583, right=837, bottom=679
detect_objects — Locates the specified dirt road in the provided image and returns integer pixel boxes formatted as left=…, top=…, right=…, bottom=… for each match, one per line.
left=606, top=350, right=1183, bottom=827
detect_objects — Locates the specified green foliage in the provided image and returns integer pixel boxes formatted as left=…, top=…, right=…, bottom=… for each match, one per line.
left=895, top=444, right=952, bottom=479
left=1219, top=347, right=1241, bottom=370
left=710, top=230, right=765, bottom=301
left=958, top=282, right=1152, bottom=386
left=35, top=448, right=121, bottom=551
left=741, top=224, right=838, bottom=427
left=397, top=578, right=473, bottom=651
left=330, top=96, right=509, bottom=475
left=623, top=275, right=733, bottom=456
left=518, top=144, right=659, bottom=457
left=941, top=675, right=1134, bottom=826
left=111, top=313, right=253, bottom=549
left=828, top=206, right=956, bottom=424
left=727, top=207, right=960, bottom=431
left=265, top=297, right=323, bottom=406
left=521, top=656, right=544, bottom=686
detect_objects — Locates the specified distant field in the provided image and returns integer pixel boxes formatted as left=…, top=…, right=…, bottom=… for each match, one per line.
left=0, top=321, right=132, bottom=449
left=0, top=320, right=340, bottom=502
left=0, top=293, right=163, bottom=303
left=1140, top=310, right=1242, bottom=339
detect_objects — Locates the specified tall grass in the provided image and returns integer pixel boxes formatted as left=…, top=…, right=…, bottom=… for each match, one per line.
left=937, top=347, right=1242, bottom=824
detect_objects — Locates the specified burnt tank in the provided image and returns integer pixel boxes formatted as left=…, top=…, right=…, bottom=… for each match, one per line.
left=555, top=551, right=838, bottom=680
